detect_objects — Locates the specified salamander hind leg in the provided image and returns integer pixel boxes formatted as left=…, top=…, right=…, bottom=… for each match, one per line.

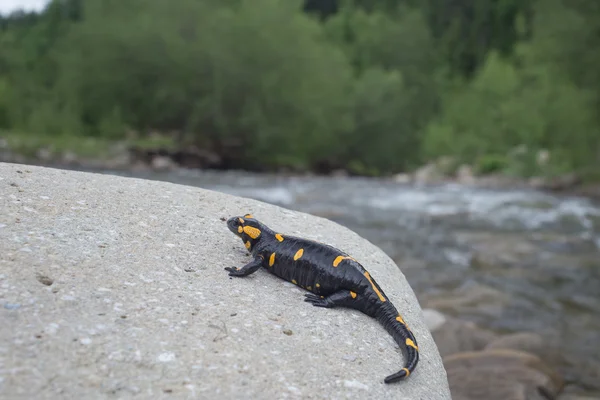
left=304, top=290, right=358, bottom=308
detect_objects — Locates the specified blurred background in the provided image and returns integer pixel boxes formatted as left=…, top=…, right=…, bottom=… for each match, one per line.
left=1, top=1, right=599, bottom=399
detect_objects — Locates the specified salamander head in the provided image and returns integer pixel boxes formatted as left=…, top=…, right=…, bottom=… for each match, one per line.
left=227, top=214, right=265, bottom=251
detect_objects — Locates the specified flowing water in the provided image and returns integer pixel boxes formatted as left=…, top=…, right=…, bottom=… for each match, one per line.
left=102, top=168, right=600, bottom=392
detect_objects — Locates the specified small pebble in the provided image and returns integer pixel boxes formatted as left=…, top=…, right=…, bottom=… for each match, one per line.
left=287, top=386, right=301, bottom=395
left=36, top=274, right=54, bottom=286
left=343, top=380, right=369, bottom=390
left=157, top=352, right=176, bottom=362
left=3, top=303, right=21, bottom=310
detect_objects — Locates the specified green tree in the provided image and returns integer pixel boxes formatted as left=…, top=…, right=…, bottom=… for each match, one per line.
left=422, top=0, right=533, bottom=77
left=53, top=0, right=355, bottom=168
left=188, top=0, right=355, bottom=168
left=1, top=0, right=598, bottom=177
left=324, top=6, right=441, bottom=170
left=345, top=68, right=415, bottom=173
left=0, top=0, right=79, bottom=133
left=424, top=49, right=597, bottom=175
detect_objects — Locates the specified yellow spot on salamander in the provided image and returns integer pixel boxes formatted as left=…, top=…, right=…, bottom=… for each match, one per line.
left=243, top=226, right=261, bottom=239
left=269, top=253, right=276, bottom=267
left=364, top=271, right=386, bottom=302
left=244, top=241, right=251, bottom=249
left=396, top=315, right=406, bottom=325
left=402, top=368, right=410, bottom=377
left=333, top=255, right=356, bottom=267
left=333, top=255, right=345, bottom=267
left=244, top=214, right=254, bottom=219
left=275, top=233, right=284, bottom=242
left=316, top=283, right=320, bottom=288
left=237, top=226, right=243, bottom=234
left=238, top=217, right=245, bottom=223
left=405, top=338, right=418, bottom=351
left=291, top=279, right=297, bottom=285
left=350, top=291, right=357, bottom=299
left=306, top=286, right=312, bottom=291
left=293, top=249, right=304, bottom=261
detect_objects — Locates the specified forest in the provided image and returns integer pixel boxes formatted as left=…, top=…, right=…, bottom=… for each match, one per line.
left=0, top=0, right=599, bottom=178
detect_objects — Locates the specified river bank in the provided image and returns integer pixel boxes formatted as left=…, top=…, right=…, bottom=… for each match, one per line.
left=1, top=134, right=600, bottom=204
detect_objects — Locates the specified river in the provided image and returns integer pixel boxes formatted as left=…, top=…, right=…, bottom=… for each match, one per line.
left=98, top=167, right=600, bottom=393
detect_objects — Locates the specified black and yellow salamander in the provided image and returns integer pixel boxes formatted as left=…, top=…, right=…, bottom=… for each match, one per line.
left=225, top=214, right=419, bottom=383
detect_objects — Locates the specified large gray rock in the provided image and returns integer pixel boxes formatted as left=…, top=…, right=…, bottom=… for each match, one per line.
left=0, top=163, right=450, bottom=399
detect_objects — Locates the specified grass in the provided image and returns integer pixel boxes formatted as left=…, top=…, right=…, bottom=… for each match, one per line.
left=1, top=130, right=115, bottom=159
left=0, top=130, right=179, bottom=161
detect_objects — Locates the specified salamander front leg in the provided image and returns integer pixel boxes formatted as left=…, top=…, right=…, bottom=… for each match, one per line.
left=225, top=255, right=264, bottom=277
left=304, top=290, right=357, bottom=308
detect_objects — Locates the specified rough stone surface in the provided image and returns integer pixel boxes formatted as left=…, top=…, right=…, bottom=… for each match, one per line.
left=0, top=163, right=450, bottom=399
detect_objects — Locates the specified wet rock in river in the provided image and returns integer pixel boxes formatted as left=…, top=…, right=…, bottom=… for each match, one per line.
left=485, top=332, right=562, bottom=367
left=456, top=165, right=475, bottom=185
left=557, top=394, right=600, bottom=400
left=445, top=349, right=564, bottom=400
left=561, top=358, right=600, bottom=395
left=414, top=162, right=445, bottom=185
left=150, top=155, right=177, bottom=171
left=392, top=173, right=412, bottom=184
left=425, top=310, right=498, bottom=357
left=455, top=231, right=540, bottom=268
left=425, top=312, right=573, bottom=399
left=421, top=282, right=511, bottom=319
left=422, top=308, right=447, bottom=331
left=426, top=311, right=600, bottom=399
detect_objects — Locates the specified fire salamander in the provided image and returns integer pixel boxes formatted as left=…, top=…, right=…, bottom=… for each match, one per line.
left=225, top=214, right=419, bottom=383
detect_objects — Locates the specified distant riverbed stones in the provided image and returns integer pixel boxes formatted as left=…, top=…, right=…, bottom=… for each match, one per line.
left=423, top=308, right=583, bottom=400
left=445, top=349, right=563, bottom=400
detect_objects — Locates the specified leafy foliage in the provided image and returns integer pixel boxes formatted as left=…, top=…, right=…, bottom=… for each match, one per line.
left=0, top=0, right=598, bottom=176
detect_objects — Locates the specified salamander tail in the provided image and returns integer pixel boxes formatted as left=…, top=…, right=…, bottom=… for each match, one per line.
left=376, top=304, right=419, bottom=383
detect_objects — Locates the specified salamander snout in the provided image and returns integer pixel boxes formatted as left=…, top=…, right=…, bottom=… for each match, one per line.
left=227, top=216, right=242, bottom=234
